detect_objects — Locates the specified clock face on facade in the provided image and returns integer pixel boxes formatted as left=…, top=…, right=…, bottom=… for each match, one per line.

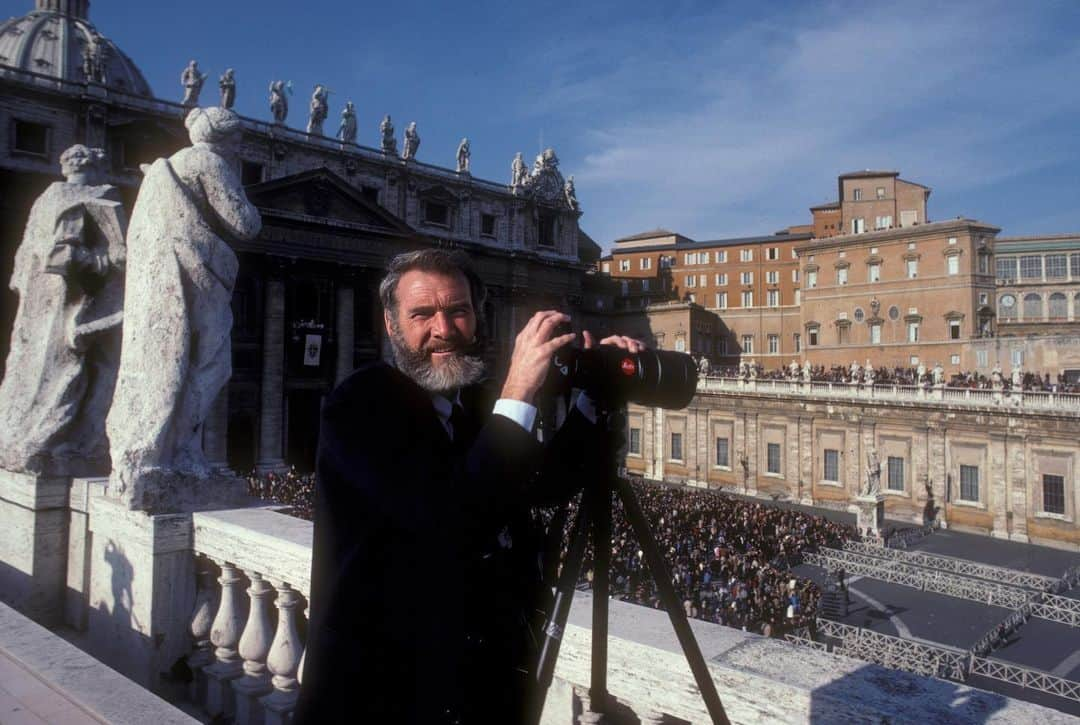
left=1000, top=294, right=1016, bottom=308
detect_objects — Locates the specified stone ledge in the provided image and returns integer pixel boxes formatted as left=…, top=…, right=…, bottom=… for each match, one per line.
left=553, top=592, right=1073, bottom=723
left=192, top=507, right=313, bottom=594
left=0, top=470, right=70, bottom=510
left=0, top=602, right=198, bottom=725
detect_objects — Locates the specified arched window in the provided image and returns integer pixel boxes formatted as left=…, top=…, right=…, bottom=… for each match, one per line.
left=1023, top=293, right=1043, bottom=320
left=1049, top=293, right=1068, bottom=320
left=998, top=294, right=1016, bottom=320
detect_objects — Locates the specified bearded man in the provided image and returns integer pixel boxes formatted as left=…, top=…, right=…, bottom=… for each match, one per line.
left=295, top=249, right=643, bottom=724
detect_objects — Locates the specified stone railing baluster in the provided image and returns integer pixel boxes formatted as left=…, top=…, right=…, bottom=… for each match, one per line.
left=233, top=571, right=277, bottom=725
left=187, top=554, right=219, bottom=706
left=204, top=561, right=247, bottom=719
left=260, top=582, right=305, bottom=725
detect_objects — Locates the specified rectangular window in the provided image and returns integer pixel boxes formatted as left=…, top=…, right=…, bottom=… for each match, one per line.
left=716, top=250, right=727, bottom=263
left=740, top=271, right=753, bottom=285
left=768, top=334, right=779, bottom=353
left=1046, top=254, right=1067, bottom=279
left=701, top=252, right=710, bottom=264
left=766, top=270, right=778, bottom=284
left=959, top=465, right=980, bottom=502
left=424, top=202, right=449, bottom=226
left=950, top=353, right=960, bottom=365
left=947, top=255, right=960, bottom=276
left=767, top=247, right=779, bottom=260
left=837, top=325, right=849, bottom=345
left=641, top=279, right=650, bottom=292
left=685, top=275, right=696, bottom=288
left=241, top=160, right=264, bottom=186
left=852, top=218, right=865, bottom=234
left=1071, top=253, right=1080, bottom=278
left=976, top=349, right=988, bottom=367
left=907, top=322, right=919, bottom=342
left=1043, top=474, right=1065, bottom=515
left=628, top=427, right=641, bottom=455
left=823, top=449, right=840, bottom=481
left=808, top=328, right=818, bottom=346
left=794, top=289, right=800, bottom=305
left=870, top=323, right=882, bottom=344
left=715, top=273, right=727, bottom=285
left=792, top=269, right=800, bottom=282
left=699, top=274, right=707, bottom=287
left=767, top=443, right=781, bottom=474
left=997, top=257, right=1018, bottom=282
left=887, top=456, right=904, bottom=491
left=640, top=257, right=652, bottom=270
left=742, top=335, right=753, bottom=353
left=670, top=432, right=683, bottom=461
left=767, top=289, right=779, bottom=307
left=837, top=267, right=848, bottom=285
left=480, top=213, right=496, bottom=237
left=869, top=263, right=881, bottom=282
left=716, top=438, right=730, bottom=468
left=793, top=333, right=801, bottom=353
left=13, top=120, right=49, bottom=156
left=853, top=188, right=863, bottom=201
left=876, top=186, right=886, bottom=199
left=949, top=320, right=961, bottom=340
left=620, top=259, right=631, bottom=272
left=741, top=291, right=753, bottom=307
left=807, top=270, right=817, bottom=288
left=1020, top=255, right=1042, bottom=280
left=715, top=292, right=727, bottom=309
left=741, top=249, right=753, bottom=262
left=907, top=259, right=918, bottom=278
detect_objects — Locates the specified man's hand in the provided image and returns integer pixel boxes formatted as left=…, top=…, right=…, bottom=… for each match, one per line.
left=501, top=311, right=576, bottom=404
left=582, top=331, right=646, bottom=353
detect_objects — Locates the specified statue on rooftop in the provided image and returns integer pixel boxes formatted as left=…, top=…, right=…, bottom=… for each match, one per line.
left=338, top=102, right=357, bottom=145
left=511, top=152, right=527, bottom=190
left=788, top=360, right=800, bottom=380
left=456, top=138, right=470, bottom=173
left=916, top=362, right=927, bottom=386
left=801, top=360, right=812, bottom=383
left=0, top=145, right=126, bottom=477
left=1011, top=366, right=1022, bottom=388
left=932, top=362, right=945, bottom=387
left=307, top=85, right=330, bottom=136
left=564, top=174, right=579, bottom=210
left=180, top=60, right=207, bottom=107
left=218, top=68, right=236, bottom=109
left=269, top=80, right=290, bottom=124
left=106, top=107, right=261, bottom=511
left=380, top=114, right=396, bottom=154
left=402, top=121, right=420, bottom=160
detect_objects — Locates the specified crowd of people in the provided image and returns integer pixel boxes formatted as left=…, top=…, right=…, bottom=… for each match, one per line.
left=246, top=467, right=316, bottom=520
left=702, top=359, right=1080, bottom=393
left=566, top=479, right=855, bottom=637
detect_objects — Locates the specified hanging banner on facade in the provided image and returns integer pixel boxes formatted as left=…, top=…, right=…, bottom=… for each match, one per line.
left=304, top=334, right=322, bottom=366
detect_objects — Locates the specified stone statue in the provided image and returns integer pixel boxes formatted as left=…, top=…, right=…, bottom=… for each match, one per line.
left=380, top=114, right=396, bottom=154
left=511, top=151, right=527, bottom=189
left=338, top=102, right=357, bottom=145
left=1011, top=366, right=1022, bottom=388
left=180, top=60, right=207, bottom=107
left=850, top=360, right=861, bottom=382
left=307, top=85, right=329, bottom=136
left=269, top=80, right=290, bottom=124
left=218, top=69, right=236, bottom=109
left=699, top=356, right=711, bottom=376
left=932, top=362, right=945, bottom=387
left=81, top=33, right=107, bottom=84
left=402, top=121, right=420, bottom=160
left=0, top=145, right=126, bottom=476
left=456, top=138, right=470, bottom=173
left=863, top=359, right=875, bottom=385
left=106, top=107, right=261, bottom=512
left=747, top=359, right=758, bottom=379
left=864, top=449, right=881, bottom=496
left=564, top=174, right=579, bottom=210
left=801, top=360, right=812, bottom=383
left=991, top=365, right=1003, bottom=389
left=738, top=360, right=748, bottom=379
left=916, top=363, right=926, bottom=386
left=789, top=360, right=800, bottom=380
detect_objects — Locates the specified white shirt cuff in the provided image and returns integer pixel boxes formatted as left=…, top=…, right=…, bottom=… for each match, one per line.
left=493, top=398, right=537, bottom=433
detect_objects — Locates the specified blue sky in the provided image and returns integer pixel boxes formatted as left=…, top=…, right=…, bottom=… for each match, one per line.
left=9, top=0, right=1079, bottom=249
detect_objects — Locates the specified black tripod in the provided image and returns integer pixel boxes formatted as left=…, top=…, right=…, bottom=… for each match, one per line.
left=526, top=406, right=730, bottom=725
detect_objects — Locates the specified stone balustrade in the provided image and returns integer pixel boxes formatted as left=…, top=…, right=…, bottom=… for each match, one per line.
left=177, top=507, right=1072, bottom=723
left=189, top=508, right=311, bottom=724
left=698, top=376, right=1080, bottom=414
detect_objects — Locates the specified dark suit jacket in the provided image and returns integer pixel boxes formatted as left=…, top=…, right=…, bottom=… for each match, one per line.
left=294, top=361, right=600, bottom=724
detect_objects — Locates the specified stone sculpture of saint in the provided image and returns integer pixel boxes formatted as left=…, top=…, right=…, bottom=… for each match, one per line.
left=269, top=80, right=289, bottom=124
left=916, top=363, right=926, bottom=385
left=932, top=362, right=945, bottom=387
left=0, top=145, right=126, bottom=476
left=402, top=121, right=420, bottom=160
left=564, top=175, right=579, bottom=210
left=788, top=360, right=799, bottom=380
left=307, top=84, right=329, bottom=136
left=106, top=107, right=261, bottom=512
left=380, top=114, right=396, bottom=154
left=863, top=359, right=874, bottom=385
left=456, top=138, right=470, bottom=173
left=219, top=69, right=236, bottom=109
left=1011, top=367, right=1022, bottom=388
left=864, top=450, right=881, bottom=496
left=338, top=102, right=357, bottom=145
left=801, top=360, right=812, bottom=383
left=181, top=60, right=207, bottom=107
left=511, top=151, right=527, bottom=189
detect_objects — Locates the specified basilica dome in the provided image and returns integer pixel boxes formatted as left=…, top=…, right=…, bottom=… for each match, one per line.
left=0, top=1, right=152, bottom=97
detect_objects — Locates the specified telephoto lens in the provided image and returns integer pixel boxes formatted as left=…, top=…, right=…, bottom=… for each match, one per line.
left=547, top=344, right=699, bottom=409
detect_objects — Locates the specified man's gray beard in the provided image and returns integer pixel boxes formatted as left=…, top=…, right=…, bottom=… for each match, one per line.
left=388, top=327, right=486, bottom=394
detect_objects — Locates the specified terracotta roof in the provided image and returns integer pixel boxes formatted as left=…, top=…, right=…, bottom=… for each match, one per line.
left=838, top=170, right=899, bottom=179
left=613, top=228, right=684, bottom=243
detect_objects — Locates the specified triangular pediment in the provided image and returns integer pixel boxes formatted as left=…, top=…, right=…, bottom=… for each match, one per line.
left=246, top=167, right=414, bottom=235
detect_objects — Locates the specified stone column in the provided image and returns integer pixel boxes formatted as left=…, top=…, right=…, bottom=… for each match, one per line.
left=743, top=412, right=758, bottom=496
left=798, top=416, right=814, bottom=505
left=202, top=386, right=230, bottom=473
left=256, top=275, right=288, bottom=474
left=653, top=408, right=665, bottom=481
left=989, top=433, right=1009, bottom=540
left=334, top=282, right=355, bottom=387
left=1008, top=435, right=1029, bottom=542
left=0, top=471, right=70, bottom=625
left=929, top=426, right=948, bottom=528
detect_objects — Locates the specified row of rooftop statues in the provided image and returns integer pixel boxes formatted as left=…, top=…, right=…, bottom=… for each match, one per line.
left=0, top=106, right=261, bottom=512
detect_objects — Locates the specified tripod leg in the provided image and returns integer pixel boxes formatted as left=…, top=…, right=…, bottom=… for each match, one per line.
left=613, top=476, right=731, bottom=725
left=588, top=468, right=611, bottom=714
left=527, top=502, right=590, bottom=725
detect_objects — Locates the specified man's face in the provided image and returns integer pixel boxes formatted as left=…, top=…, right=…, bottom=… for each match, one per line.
left=385, top=268, right=484, bottom=393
